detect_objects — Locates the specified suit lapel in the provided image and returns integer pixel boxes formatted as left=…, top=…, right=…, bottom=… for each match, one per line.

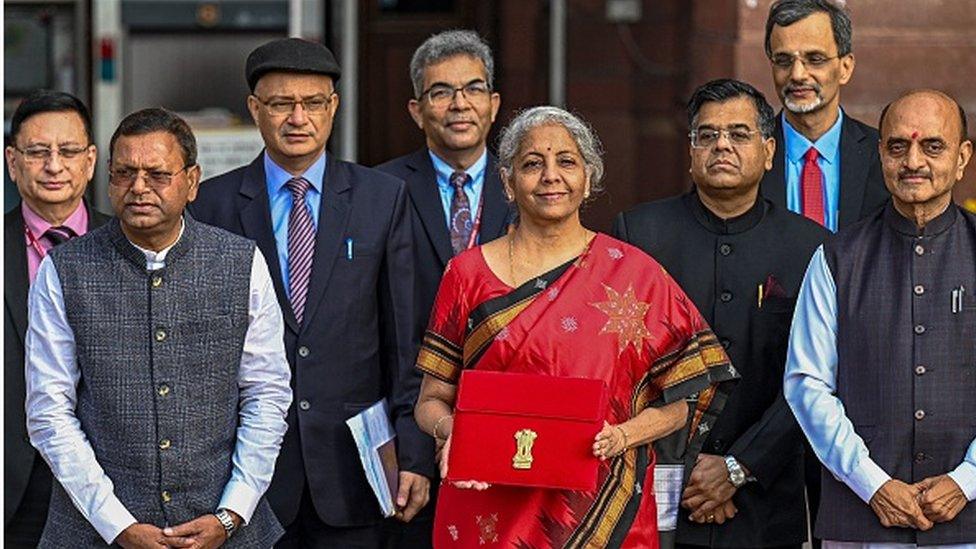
left=405, top=150, right=454, bottom=267
left=760, top=117, right=788, bottom=209
left=300, top=155, right=352, bottom=331
left=838, top=116, right=870, bottom=228
left=479, top=153, right=511, bottom=243
left=237, top=155, right=300, bottom=334
left=5, top=207, right=30, bottom=344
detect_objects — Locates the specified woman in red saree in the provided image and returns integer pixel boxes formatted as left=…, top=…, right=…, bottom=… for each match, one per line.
left=414, top=106, right=735, bottom=548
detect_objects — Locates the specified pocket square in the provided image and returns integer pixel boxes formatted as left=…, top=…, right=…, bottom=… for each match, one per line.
left=762, top=274, right=787, bottom=299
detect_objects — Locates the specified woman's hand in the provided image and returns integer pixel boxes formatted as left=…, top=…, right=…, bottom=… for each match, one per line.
left=592, top=421, right=628, bottom=460
left=439, top=434, right=491, bottom=490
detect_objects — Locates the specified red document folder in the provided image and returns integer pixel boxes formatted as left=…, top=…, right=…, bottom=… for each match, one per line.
left=447, top=370, right=609, bottom=491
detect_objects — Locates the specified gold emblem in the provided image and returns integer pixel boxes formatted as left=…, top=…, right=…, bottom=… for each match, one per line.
left=513, top=429, right=538, bottom=469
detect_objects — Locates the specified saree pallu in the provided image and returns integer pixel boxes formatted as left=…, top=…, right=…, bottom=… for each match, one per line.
left=417, top=233, right=736, bottom=549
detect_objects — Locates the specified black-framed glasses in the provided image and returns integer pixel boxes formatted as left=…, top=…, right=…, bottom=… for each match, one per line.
left=689, top=128, right=762, bottom=148
left=419, top=81, right=491, bottom=107
left=12, top=144, right=92, bottom=163
left=770, top=52, right=840, bottom=70
left=253, top=93, right=336, bottom=115
left=109, top=165, right=192, bottom=189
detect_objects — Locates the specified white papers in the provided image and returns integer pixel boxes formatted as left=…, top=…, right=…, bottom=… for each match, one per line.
left=346, top=399, right=399, bottom=517
left=654, top=464, right=684, bottom=531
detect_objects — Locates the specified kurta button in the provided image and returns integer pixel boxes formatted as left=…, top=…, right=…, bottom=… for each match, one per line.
left=914, top=244, right=925, bottom=256
left=915, top=365, right=926, bottom=375
left=298, top=346, right=310, bottom=358
left=154, top=329, right=167, bottom=342
left=161, top=490, right=172, bottom=503
left=159, top=439, right=171, bottom=450
left=719, top=243, right=732, bottom=256
left=299, top=400, right=311, bottom=411
left=712, top=439, right=723, bottom=451
left=913, top=285, right=924, bottom=295
left=151, top=276, right=163, bottom=288
left=158, top=384, right=170, bottom=396
left=915, top=452, right=927, bottom=463
left=914, top=324, right=925, bottom=335
left=720, top=291, right=733, bottom=303
left=721, top=338, right=731, bottom=350
left=914, top=409, right=925, bottom=420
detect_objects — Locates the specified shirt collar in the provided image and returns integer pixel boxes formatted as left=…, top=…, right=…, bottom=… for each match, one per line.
left=883, top=200, right=958, bottom=238
left=783, top=109, right=844, bottom=165
left=129, top=216, right=186, bottom=265
left=428, top=148, right=487, bottom=190
left=264, top=150, right=327, bottom=195
left=686, top=189, right=766, bottom=235
left=22, top=200, right=89, bottom=240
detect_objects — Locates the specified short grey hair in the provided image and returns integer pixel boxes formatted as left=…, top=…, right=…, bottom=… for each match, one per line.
left=409, top=30, right=495, bottom=98
left=765, top=0, right=853, bottom=57
left=497, top=106, right=605, bottom=195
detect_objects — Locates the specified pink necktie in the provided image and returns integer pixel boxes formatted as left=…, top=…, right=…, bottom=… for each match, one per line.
left=801, top=147, right=825, bottom=226
left=286, top=177, right=315, bottom=323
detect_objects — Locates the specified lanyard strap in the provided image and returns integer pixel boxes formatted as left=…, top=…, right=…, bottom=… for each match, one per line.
left=24, top=224, right=46, bottom=258
left=466, top=196, right=484, bottom=250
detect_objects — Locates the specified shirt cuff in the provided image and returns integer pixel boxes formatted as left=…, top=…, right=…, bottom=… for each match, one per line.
left=218, top=480, right=262, bottom=524
left=845, top=455, right=891, bottom=504
left=948, top=460, right=976, bottom=501
left=94, top=495, right=138, bottom=545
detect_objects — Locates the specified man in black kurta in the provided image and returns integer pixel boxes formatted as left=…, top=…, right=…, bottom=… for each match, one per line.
left=614, top=79, right=826, bottom=548
left=785, top=90, right=976, bottom=547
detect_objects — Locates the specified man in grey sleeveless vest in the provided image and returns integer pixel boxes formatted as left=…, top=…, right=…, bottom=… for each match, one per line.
left=785, top=89, right=976, bottom=547
left=25, top=108, right=292, bottom=548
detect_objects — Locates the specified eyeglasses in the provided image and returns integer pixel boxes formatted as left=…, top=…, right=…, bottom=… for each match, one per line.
left=12, top=145, right=91, bottom=163
left=689, top=128, right=762, bottom=148
left=770, top=52, right=840, bottom=70
left=419, top=81, right=491, bottom=107
left=253, top=93, right=336, bottom=116
left=109, top=165, right=192, bottom=189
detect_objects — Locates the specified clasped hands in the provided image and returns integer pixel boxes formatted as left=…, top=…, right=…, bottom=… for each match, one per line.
left=869, top=475, right=968, bottom=530
left=115, top=511, right=239, bottom=549
left=680, top=453, right=739, bottom=524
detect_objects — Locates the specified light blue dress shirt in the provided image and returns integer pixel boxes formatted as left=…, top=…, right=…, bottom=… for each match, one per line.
left=428, top=149, right=486, bottom=233
left=784, top=246, right=976, bottom=508
left=783, top=110, right=844, bottom=232
left=265, top=151, right=326, bottom=297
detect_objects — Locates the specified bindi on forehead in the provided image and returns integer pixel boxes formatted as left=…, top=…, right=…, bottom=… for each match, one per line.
left=912, top=131, right=919, bottom=140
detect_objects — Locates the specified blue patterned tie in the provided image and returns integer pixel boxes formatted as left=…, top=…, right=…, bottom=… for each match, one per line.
left=449, top=171, right=472, bottom=255
left=286, top=177, right=315, bottom=324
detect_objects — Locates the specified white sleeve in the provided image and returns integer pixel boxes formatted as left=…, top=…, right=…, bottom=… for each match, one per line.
left=25, top=256, right=137, bottom=544
left=217, top=247, right=292, bottom=522
left=947, top=436, right=976, bottom=501
left=783, top=246, right=891, bottom=504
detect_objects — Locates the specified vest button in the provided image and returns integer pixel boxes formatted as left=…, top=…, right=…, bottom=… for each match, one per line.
left=913, top=285, right=925, bottom=295
left=915, top=244, right=925, bottom=256
left=299, top=400, right=311, bottom=411
left=719, top=243, right=732, bottom=256
left=298, top=346, right=310, bottom=358
left=721, top=338, right=732, bottom=350
left=159, top=439, right=171, bottom=450
left=154, top=329, right=167, bottom=342
left=161, top=490, right=172, bottom=503
left=913, top=324, right=925, bottom=335
left=915, top=452, right=927, bottom=463
left=158, top=384, right=171, bottom=396
left=720, top=291, right=733, bottom=303
left=151, top=276, right=163, bottom=288
left=914, top=409, right=925, bottom=420
left=915, top=365, right=926, bottom=376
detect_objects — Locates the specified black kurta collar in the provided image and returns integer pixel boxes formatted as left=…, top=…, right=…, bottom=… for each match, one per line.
left=685, top=190, right=766, bottom=235
left=883, top=200, right=958, bottom=238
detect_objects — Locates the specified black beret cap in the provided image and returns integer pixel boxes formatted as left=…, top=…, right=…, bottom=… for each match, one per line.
left=245, top=38, right=342, bottom=91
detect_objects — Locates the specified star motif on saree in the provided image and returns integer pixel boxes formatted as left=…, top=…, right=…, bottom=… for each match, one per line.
left=591, top=284, right=652, bottom=358
left=475, top=513, right=499, bottom=544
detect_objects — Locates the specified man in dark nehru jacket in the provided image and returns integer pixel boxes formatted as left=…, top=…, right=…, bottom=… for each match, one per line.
left=615, top=79, right=826, bottom=549
left=375, top=28, right=511, bottom=548
left=785, top=89, right=976, bottom=547
left=190, top=38, right=427, bottom=547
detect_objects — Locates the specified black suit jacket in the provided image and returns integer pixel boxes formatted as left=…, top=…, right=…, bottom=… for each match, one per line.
left=4, top=201, right=109, bottom=525
left=189, top=154, right=422, bottom=528
left=614, top=193, right=827, bottom=547
left=760, top=112, right=889, bottom=230
left=375, top=148, right=511, bottom=353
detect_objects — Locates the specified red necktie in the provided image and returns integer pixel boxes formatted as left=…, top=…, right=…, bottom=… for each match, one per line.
left=801, top=147, right=825, bottom=226
left=286, top=177, right=315, bottom=324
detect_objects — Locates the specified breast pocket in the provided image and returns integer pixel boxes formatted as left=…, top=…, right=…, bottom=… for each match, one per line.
left=749, top=295, right=797, bottom=379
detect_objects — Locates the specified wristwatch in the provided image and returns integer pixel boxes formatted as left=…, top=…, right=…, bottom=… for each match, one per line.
left=724, top=455, right=748, bottom=488
left=214, top=508, right=238, bottom=539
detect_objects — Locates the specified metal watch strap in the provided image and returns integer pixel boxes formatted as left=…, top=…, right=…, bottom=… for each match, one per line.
left=214, top=508, right=237, bottom=539
left=724, top=455, right=747, bottom=488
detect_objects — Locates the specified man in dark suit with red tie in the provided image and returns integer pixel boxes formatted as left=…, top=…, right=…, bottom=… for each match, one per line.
left=4, top=90, right=109, bottom=547
left=375, top=29, right=512, bottom=548
left=189, top=39, right=428, bottom=548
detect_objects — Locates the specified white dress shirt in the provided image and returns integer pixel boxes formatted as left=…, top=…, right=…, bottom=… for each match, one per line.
left=26, top=225, right=292, bottom=544
left=784, top=246, right=976, bottom=547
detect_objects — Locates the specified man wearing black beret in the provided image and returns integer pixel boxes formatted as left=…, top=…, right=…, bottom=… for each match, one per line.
left=190, top=38, right=430, bottom=548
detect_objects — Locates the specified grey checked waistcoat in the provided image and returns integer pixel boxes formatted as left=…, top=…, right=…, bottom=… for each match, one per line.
left=818, top=203, right=976, bottom=544
left=41, top=215, right=283, bottom=548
